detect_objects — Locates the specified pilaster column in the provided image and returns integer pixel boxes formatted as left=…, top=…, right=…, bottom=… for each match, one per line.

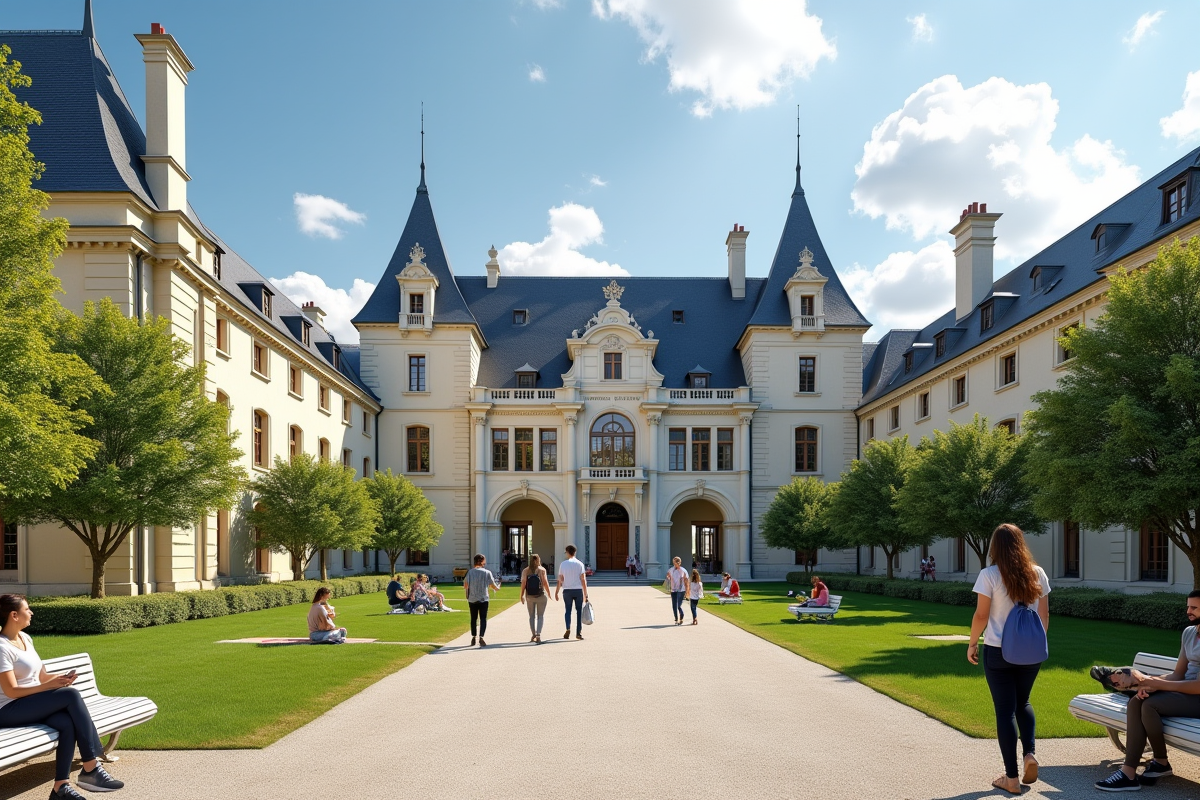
left=467, top=405, right=491, bottom=558
left=737, top=412, right=753, bottom=579
left=644, top=408, right=665, bottom=576
left=558, top=405, right=581, bottom=548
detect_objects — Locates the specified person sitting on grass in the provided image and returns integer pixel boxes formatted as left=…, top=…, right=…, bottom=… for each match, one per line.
left=386, top=574, right=410, bottom=614
left=308, top=588, right=347, bottom=644
left=421, top=575, right=451, bottom=611
left=800, top=575, right=830, bottom=607
left=409, top=579, right=434, bottom=613
left=717, top=572, right=740, bottom=598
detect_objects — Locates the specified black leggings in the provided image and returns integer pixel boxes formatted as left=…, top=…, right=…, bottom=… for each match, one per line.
left=982, top=645, right=1040, bottom=779
left=0, top=687, right=103, bottom=781
left=469, top=601, right=489, bottom=637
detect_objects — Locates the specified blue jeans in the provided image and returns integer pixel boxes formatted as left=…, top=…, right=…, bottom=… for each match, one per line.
left=689, top=598, right=699, bottom=620
left=670, top=591, right=686, bottom=621
left=0, top=687, right=103, bottom=781
left=562, top=588, right=584, bottom=634
left=982, top=644, right=1040, bottom=778
left=310, top=628, right=347, bottom=644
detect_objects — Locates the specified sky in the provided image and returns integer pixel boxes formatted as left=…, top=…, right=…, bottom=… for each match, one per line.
left=7, top=1, right=1200, bottom=343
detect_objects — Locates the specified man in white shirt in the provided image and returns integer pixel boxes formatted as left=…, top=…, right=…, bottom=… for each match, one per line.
left=666, top=556, right=689, bottom=625
left=556, top=544, right=589, bottom=640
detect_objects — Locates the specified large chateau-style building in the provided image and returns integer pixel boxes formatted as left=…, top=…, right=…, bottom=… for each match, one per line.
left=3, top=5, right=1200, bottom=595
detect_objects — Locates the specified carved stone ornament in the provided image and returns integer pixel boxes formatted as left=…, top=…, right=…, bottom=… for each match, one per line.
left=520, top=479, right=530, bottom=498
left=792, top=246, right=824, bottom=281
left=408, top=243, right=427, bottom=268
left=603, top=279, right=625, bottom=303
left=602, top=334, right=626, bottom=351
left=695, top=479, right=706, bottom=497
left=608, top=487, right=617, bottom=501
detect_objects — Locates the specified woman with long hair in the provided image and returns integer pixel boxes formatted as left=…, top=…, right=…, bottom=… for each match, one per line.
left=687, top=569, right=704, bottom=625
left=0, top=594, right=125, bottom=798
left=520, top=553, right=553, bottom=642
left=307, top=587, right=348, bottom=644
left=421, top=574, right=450, bottom=611
left=968, top=524, right=1051, bottom=794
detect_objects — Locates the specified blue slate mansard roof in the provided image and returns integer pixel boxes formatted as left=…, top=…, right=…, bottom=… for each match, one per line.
left=2, top=13, right=377, bottom=399
left=859, top=145, right=1200, bottom=408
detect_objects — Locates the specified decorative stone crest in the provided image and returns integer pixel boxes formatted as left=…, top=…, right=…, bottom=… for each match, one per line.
left=408, top=243, right=427, bottom=269
left=603, top=279, right=625, bottom=303
left=602, top=334, right=626, bottom=351
left=695, top=479, right=707, bottom=498
left=520, top=479, right=530, bottom=498
left=792, top=246, right=823, bottom=280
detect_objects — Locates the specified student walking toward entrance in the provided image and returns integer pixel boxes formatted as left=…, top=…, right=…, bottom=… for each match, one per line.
left=464, top=553, right=501, bottom=647
left=520, top=553, right=553, bottom=643
left=556, top=544, right=589, bottom=640
left=667, top=557, right=689, bottom=625
left=688, top=569, right=703, bottom=625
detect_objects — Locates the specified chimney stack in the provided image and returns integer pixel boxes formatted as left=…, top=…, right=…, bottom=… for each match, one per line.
left=949, top=203, right=1001, bottom=320
left=725, top=224, right=748, bottom=299
left=301, top=301, right=327, bottom=330
left=135, top=23, right=195, bottom=214
left=485, top=245, right=501, bottom=289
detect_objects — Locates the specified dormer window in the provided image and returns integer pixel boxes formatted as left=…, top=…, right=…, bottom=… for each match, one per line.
left=332, top=346, right=341, bottom=370
left=261, top=290, right=272, bottom=318
left=1164, top=178, right=1188, bottom=224
left=1031, top=268, right=1043, bottom=291
left=980, top=301, right=994, bottom=332
left=935, top=333, right=945, bottom=358
left=213, top=248, right=223, bottom=280
left=409, top=294, right=424, bottom=314
left=300, top=320, right=311, bottom=346
left=513, top=309, right=528, bottom=326
left=672, top=310, right=685, bottom=324
left=904, top=352, right=913, bottom=373
left=517, top=373, right=534, bottom=389
left=687, top=364, right=712, bottom=389
left=800, top=296, right=815, bottom=317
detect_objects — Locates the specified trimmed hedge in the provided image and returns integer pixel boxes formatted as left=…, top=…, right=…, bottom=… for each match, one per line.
left=28, top=574, right=417, bottom=635
left=785, top=572, right=1190, bottom=630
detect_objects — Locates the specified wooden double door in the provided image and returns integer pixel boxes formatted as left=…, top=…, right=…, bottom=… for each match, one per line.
left=596, top=523, right=629, bottom=571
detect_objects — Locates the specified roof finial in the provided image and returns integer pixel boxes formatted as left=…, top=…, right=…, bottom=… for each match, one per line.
left=418, top=102, right=427, bottom=192
left=83, top=0, right=95, bottom=38
left=793, top=104, right=804, bottom=197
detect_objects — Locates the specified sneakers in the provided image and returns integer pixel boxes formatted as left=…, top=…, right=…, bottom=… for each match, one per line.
left=1096, top=769, right=1141, bottom=792
left=51, top=785, right=88, bottom=799
left=1142, top=761, right=1173, bottom=779
left=76, top=764, right=124, bottom=792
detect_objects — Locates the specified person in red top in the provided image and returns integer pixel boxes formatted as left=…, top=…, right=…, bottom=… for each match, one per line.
left=717, top=572, right=740, bottom=598
left=802, top=575, right=830, bottom=607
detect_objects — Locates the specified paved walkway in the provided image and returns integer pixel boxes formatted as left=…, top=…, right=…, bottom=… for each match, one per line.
left=7, top=586, right=1200, bottom=799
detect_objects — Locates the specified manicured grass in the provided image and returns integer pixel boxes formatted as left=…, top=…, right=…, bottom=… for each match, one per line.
left=698, top=583, right=1182, bottom=738
left=31, top=589, right=517, bottom=749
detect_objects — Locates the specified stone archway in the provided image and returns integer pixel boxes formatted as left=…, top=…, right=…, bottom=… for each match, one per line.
left=668, top=498, right=725, bottom=575
left=595, top=502, right=629, bottom=571
left=499, top=498, right=557, bottom=577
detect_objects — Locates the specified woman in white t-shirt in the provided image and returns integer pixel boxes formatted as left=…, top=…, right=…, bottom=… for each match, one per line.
left=687, top=569, right=704, bottom=625
left=967, top=525, right=1051, bottom=795
left=0, top=594, right=125, bottom=798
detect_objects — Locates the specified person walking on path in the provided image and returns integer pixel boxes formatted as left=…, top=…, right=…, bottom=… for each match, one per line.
left=308, top=587, right=348, bottom=643
left=520, top=553, right=554, bottom=643
left=465, top=554, right=501, bottom=647
left=0, top=594, right=126, bottom=799
left=967, top=524, right=1051, bottom=795
left=687, top=569, right=704, bottom=625
left=666, top=557, right=689, bottom=625
left=555, top=544, right=589, bottom=640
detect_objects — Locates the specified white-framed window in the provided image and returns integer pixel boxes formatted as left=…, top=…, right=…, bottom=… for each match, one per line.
left=864, top=417, right=875, bottom=441
left=289, top=364, right=303, bottom=398
left=409, top=355, right=426, bottom=392
left=888, top=405, right=900, bottom=433
left=950, top=374, right=968, bottom=408
left=794, top=426, right=818, bottom=473
left=916, top=391, right=930, bottom=421
left=342, top=397, right=353, bottom=425
left=252, top=409, right=269, bottom=468
left=289, top=425, right=303, bottom=462
left=363, top=410, right=372, bottom=437
left=603, top=352, right=623, bottom=380
left=998, top=350, right=1018, bottom=389
left=798, top=356, right=816, bottom=393
left=251, top=341, right=269, bottom=379
left=1055, top=321, right=1080, bottom=366
left=318, top=385, right=330, bottom=413
left=215, top=317, right=230, bottom=355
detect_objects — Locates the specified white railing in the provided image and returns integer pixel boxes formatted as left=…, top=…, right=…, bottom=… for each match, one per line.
left=668, top=389, right=739, bottom=401
left=580, top=467, right=644, bottom=480
left=800, top=315, right=817, bottom=328
left=485, top=389, right=558, bottom=401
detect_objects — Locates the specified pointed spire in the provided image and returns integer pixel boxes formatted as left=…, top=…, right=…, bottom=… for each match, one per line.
left=794, top=104, right=804, bottom=197
left=418, top=102, right=427, bottom=194
left=82, top=0, right=95, bottom=38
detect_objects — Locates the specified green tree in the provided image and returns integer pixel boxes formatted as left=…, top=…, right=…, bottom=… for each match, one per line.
left=760, top=477, right=840, bottom=576
left=9, top=299, right=245, bottom=597
left=249, top=454, right=380, bottom=581
left=830, top=435, right=927, bottom=579
left=1026, top=238, right=1200, bottom=589
left=0, top=45, right=98, bottom=509
left=898, top=415, right=1042, bottom=570
left=363, top=469, right=443, bottom=575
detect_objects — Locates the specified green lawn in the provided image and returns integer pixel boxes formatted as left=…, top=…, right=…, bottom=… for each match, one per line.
left=698, top=582, right=1183, bottom=738
left=32, top=589, right=517, bottom=749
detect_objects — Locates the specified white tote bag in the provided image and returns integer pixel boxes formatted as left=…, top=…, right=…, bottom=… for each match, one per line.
left=581, top=601, right=595, bottom=626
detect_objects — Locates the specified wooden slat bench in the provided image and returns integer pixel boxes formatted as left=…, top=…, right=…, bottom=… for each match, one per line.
left=1068, top=651, right=1200, bottom=756
left=788, top=594, right=843, bottom=623
left=0, top=653, right=157, bottom=772
left=716, top=594, right=743, bottom=605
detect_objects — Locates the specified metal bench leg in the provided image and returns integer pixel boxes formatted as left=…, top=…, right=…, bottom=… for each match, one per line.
left=100, top=730, right=122, bottom=763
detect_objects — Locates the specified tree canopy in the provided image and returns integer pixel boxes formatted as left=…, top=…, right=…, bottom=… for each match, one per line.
left=249, top=454, right=380, bottom=580
left=829, top=435, right=926, bottom=579
left=0, top=45, right=98, bottom=510
left=760, top=477, right=840, bottom=575
left=899, top=415, right=1042, bottom=570
left=363, top=469, right=443, bottom=575
left=1026, top=238, right=1200, bottom=588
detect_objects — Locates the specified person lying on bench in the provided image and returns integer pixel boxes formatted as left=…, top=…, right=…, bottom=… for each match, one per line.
left=308, top=588, right=348, bottom=644
left=800, top=575, right=830, bottom=607
left=387, top=574, right=411, bottom=613
left=1094, top=590, right=1200, bottom=792
left=717, top=572, right=740, bottom=598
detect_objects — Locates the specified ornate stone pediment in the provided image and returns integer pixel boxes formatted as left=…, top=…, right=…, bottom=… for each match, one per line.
left=399, top=242, right=436, bottom=280
left=791, top=247, right=825, bottom=282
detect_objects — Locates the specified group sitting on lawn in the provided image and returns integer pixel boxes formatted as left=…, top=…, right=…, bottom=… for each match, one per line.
left=386, top=574, right=454, bottom=614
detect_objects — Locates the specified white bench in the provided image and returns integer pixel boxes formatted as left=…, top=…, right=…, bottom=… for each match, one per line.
left=0, top=653, right=158, bottom=772
left=1068, top=651, right=1200, bottom=756
left=716, top=594, right=743, bottom=605
left=788, top=594, right=843, bottom=622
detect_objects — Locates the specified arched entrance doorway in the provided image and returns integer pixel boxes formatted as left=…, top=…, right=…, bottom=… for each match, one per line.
left=669, top=499, right=724, bottom=575
left=499, top=499, right=557, bottom=577
left=595, top=503, right=629, bottom=571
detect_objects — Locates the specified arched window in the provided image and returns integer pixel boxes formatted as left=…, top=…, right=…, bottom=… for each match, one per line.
left=794, top=426, right=818, bottom=472
left=318, top=438, right=331, bottom=462
left=289, top=425, right=302, bottom=462
left=407, top=426, right=431, bottom=472
left=253, top=410, right=268, bottom=467
left=590, top=413, right=635, bottom=467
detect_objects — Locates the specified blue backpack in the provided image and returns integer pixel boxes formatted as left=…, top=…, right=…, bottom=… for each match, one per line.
left=1001, top=602, right=1048, bottom=665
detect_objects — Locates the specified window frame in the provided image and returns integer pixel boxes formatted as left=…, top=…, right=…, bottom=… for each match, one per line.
left=363, top=410, right=371, bottom=437
left=1, top=518, right=17, bottom=571
left=252, top=410, right=269, bottom=468
left=917, top=391, right=930, bottom=422
left=409, top=293, right=425, bottom=315
left=514, top=428, right=534, bottom=472
left=672, top=309, right=685, bottom=324
left=589, top=412, right=635, bottom=467
left=950, top=374, right=968, bottom=408
left=408, top=354, right=427, bottom=392
left=539, top=429, right=558, bottom=472
left=1164, top=178, right=1188, bottom=224
left=300, top=320, right=311, bottom=346
left=794, top=426, right=818, bottom=473
left=512, top=309, right=528, bottom=326
left=603, top=352, right=624, bottom=381
left=342, top=397, right=353, bottom=426
left=251, top=341, right=269, bottom=379
left=668, top=427, right=687, bottom=471
left=1055, top=321, right=1080, bottom=366
left=288, top=425, right=302, bottom=462
left=289, top=364, right=303, bottom=398
left=407, top=426, right=431, bottom=473
left=318, top=384, right=330, bottom=413
left=998, top=351, right=1018, bottom=388
left=362, top=457, right=371, bottom=478
left=318, top=438, right=331, bottom=463
left=517, top=372, right=535, bottom=389
left=492, top=429, right=510, bottom=471
left=215, top=317, right=230, bottom=355
left=1140, top=522, right=1169, bottom=582
left=888, top=405, right=900, bottom=433
left=691, top=428, right=711, bottom=472
left=1062, top=520, right=1080, bottom=578
left=797, top=356, right=816, bottom=394
left=980, top=301, right=994, bottom=332
left=716, top=428, right=733, bottom=471
left=864, top=417, right=875, bottom=441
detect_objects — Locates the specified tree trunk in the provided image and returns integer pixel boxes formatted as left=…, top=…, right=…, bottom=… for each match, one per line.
left=388, top=553, right=400, bottom=575
left=1191, top=547, right=1200, bottom=594
left=90, top=550, right=107, bottom=599
left=884, top=548, right=895, bottom=580
left=320, top=550, right=328, bottom=581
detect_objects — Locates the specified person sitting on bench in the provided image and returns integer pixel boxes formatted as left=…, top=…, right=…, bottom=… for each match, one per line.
left=717, top=572, right=740, bottom=598
left=386, top=574, right=410, bottom=613
left=626, top=553, right=638, bottom=578
left=800, top=575, right=830, bottom=607
left=308, top=587, right=347, bottom=644
left=1094, top=590, right=1200, bottom=792
left=420, top=574, right=451, bottom=611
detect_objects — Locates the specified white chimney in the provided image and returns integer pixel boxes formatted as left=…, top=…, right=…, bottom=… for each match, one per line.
left=726, top=224, right=748, bottom=299
left=950, top=203, right=1001, bottom=320
left=485, top=245, right=500, bottom=289
left=302, top=301, right=326, bottom=330
left=135, top=23, right=194, bottom=213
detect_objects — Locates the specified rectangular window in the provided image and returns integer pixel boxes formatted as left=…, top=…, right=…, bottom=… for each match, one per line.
left=318, top=385, right=330, bottom=412
left=252, top=342, right=268, bottom=377
left=492, top=429, right=509, bottom=471
left=517, top=373, right=535, bottom=389
left=800, top=295, right=815, bottom=316
left=540, top=429, right=558, bottom=471
left=980, top=302, right=994, bottom=332
left=512, top=309, right=528, bottom=325
left=289, top=365, right=302, bottom=396
left=954, top=537, right=966, bottom=572
left=514, top=428, right=534, bottom=471
left=865, top=417, right=875, bottom=441
left=668, top=428, right=687, bottom=471
left=407, top=548, right=430, bottom=567
left=867, top=547, right=875, bottom=570
left=903, top=352, right=913, bottom=373
left=261, top=291, right=272, bottom=318
left=2, top=519, right=16, bottom=570
left=918, top=392, right=930, bottom=420
left=362, top=457, right=371, bottom=477
left=1000, top=353, right=1017, bottom=386
left=672, top=310, right=685, bottom=324
left=289, top=426, right=301, bottom=461
left=603, top=352, right=623, bottom=380
left=795, top=427, right=818, bottom=472
left=716, top=428, right=733, bottom=471
left=1063, top=521, right=1080, bottom=578
left=952, top=375, right=967, bottom=407
left=1141, top=523, right=1169, bottom=581
left=798, top=356, right=816, bottom=393
left=935, top=333, right=946, bottom=358
left=319, top=438, right=331, bottom=462
left=409, top=355, right=426, bottom=392
left=1057, top=323, right=1079, bottom=365
left=300, top=321, right=311, bottom=346
left=691, top=375, right=708, bottom=388
left=407, top=426, right=431, bottom=472
left=216, top=318, right=229, bottom=354
left=409, top=294, right=424, bottom=314
left=363, top=412, right=371, bottom=436
left=1165, top=180, right=1188, bottom=224
left=691, top=428, right=711, bottom=471
left=253, top=411, right=267, bottom=467
left=997, top=419, right=1016, bottom=435
left=342, top=397, right=352, bottom=424
left=342, top=448, right=352, bottom=468
left=888, top=405, right=899, bottom=432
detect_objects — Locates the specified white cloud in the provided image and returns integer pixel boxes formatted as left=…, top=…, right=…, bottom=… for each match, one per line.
left=292, top=193, right=366, bottom=240
left=267, top=272, right=375, bottom=345
left=589, top=174, right=608, bottom=187
left=851, top=75, right=1140, bottom=262
left=528, top=64, right=546, bottom=82
left=1123, top=11, right=1164, bottom=50
left=907, top=13, right=933, bottom=43
left=592, top=0, right=835, bottom=117
left=1160, top=69, right=1200, bottom=142
left=843, top=241, right=955, bottom=337
left=498, top=203, right=629, bottom=277
left=529, top=0, right=562, bottom=8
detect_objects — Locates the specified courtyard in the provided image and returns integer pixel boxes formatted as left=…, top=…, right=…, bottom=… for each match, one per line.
left=4, top=585, right=1200, bottom=799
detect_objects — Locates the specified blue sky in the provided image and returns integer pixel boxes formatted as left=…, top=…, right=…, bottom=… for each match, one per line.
left=8, top=1, right=1200, bottom=342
